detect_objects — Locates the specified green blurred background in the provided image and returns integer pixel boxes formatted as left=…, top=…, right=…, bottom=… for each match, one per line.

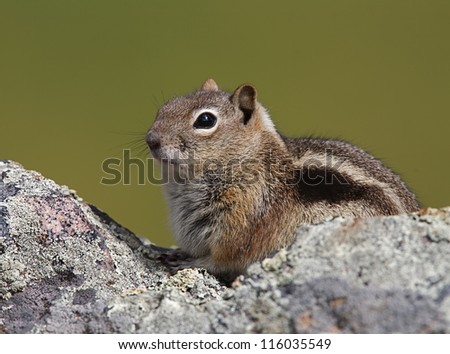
left=1, top=1, right=449, bottom=246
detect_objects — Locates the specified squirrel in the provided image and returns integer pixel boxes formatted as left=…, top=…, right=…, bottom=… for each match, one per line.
left=146, top=79, right=419, bottom=280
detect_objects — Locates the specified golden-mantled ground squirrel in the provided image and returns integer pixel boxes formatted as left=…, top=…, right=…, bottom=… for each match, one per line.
left=147, top=79, right=419, bottom=280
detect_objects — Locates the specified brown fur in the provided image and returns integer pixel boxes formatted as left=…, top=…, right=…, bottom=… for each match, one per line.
left=147, top=79, right=419, bottom=279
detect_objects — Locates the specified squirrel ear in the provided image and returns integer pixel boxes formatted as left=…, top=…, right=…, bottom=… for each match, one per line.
left=231, top=84, right=257, bottom=125
left=201, top=79, right=219, bottom=92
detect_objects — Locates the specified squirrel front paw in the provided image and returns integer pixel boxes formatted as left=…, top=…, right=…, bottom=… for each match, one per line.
left=158, top=249, right=197, bottom=274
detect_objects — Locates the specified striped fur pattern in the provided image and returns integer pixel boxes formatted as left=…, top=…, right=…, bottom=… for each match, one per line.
left=147, top=79, right=419, bottom=279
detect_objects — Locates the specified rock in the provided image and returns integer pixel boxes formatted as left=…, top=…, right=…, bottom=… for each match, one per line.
left=0, top=160, right=449, bottom=333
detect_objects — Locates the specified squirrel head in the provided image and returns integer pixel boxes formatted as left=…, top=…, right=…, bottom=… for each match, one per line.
left=147, top=79, right=278, bottom=165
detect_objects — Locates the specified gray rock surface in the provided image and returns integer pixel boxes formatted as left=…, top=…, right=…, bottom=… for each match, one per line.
left=1, top=160, right=449, bottom=333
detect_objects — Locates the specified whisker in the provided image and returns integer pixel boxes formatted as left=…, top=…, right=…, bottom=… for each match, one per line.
left=152, top=94, right=161, bottom=110
left=103, top=129, right=147, bottom=154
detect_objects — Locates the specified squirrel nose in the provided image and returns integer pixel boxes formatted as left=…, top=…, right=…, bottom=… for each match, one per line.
left=146, top=131, right=161, bottom=151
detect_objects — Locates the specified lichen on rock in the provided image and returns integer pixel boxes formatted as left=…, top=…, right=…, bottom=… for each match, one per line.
left=0, top=160, right=449, bottom=333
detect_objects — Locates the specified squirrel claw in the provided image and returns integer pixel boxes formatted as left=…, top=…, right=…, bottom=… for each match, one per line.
left=158, top=249, right=196, bottom=274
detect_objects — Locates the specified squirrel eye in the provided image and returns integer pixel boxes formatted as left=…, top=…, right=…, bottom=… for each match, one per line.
left=193, top=112, right=217, bottom=129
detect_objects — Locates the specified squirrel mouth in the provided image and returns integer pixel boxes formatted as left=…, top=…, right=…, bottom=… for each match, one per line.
left=147, top=146, right=162, bottom=162
left=148, top=146, right=163, bottom=160
left=149, top=149, right=186, bottom=166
